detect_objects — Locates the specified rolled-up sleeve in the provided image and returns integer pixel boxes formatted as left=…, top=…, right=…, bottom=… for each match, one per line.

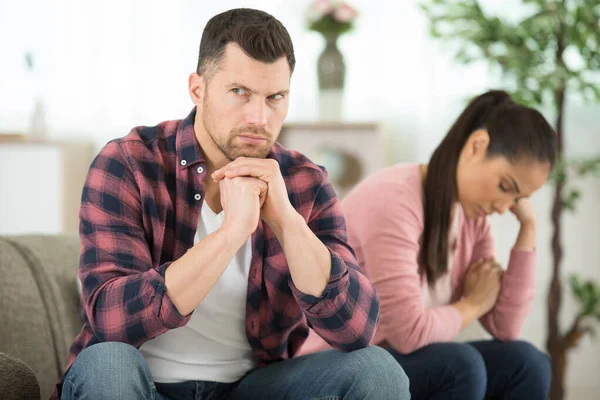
left=79, top=141, right=190, bottom=347
left=290, top=172, right=380, bottom=352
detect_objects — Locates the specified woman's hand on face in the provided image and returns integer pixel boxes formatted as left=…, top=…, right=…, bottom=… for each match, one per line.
left=510, top=198, right=536, bottom=226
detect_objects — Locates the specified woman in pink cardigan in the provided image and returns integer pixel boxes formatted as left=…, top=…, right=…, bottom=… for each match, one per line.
left=301, top=90, right=555, bottom=399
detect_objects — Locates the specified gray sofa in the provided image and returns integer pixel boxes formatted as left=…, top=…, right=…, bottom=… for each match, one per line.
left=0, top=235, right=81, bottom=400
left=0, top=233, right=492, bottom=400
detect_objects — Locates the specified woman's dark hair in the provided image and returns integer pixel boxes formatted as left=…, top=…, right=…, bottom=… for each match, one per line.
left=421, top=90, right=557, bottom=285
left=197, top=8, right=295, bottom=81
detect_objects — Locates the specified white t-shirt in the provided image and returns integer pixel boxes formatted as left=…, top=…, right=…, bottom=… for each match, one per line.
left=140, top=203, right=256, bottom=383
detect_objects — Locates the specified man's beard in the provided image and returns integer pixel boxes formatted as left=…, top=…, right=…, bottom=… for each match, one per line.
left=203, top=115, right=274, bottom=161
left=209, top=127, right=273, bottom=161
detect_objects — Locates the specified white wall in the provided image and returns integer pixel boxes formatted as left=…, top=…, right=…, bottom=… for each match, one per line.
left=1, top=0, right=598, bottom=397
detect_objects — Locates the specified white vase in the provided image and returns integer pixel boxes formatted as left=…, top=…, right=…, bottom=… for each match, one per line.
left=318, top=89, right=344, bottom=121
left=317, top=34, right=345, bottom=121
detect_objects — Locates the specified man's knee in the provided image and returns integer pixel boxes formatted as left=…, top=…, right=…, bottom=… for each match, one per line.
left=74, top=342, right=146, bottom=374
left=344, top=346, right=410, bottom=399
left=62, top=342, right=153, bottom=399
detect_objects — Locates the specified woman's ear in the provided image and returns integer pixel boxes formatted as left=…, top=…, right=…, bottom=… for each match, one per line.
left=463, top=129, right=490, bottom=162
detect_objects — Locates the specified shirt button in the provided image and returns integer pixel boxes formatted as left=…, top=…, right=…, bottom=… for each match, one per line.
left=180, top=160, right=187, bottom=166
left=194, top=194, right=202, bottom=201
left=197, top=166, right=204, bottom=174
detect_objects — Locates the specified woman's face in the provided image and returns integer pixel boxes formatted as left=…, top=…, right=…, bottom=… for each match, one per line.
left=456, top=129, right=551, bottom=220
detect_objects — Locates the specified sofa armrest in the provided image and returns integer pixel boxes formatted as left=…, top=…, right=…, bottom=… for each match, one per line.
left=0, top=352, right=40, bottom=400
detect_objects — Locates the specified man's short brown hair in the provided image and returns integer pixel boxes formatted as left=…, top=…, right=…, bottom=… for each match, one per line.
left=197, top=8, right=295, bottom=81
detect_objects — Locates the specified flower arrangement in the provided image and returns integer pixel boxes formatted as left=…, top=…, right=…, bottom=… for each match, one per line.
left=307, top=0, right=358, bottom=36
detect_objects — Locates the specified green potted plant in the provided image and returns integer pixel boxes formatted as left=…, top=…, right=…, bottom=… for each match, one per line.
left=421, top=1, right=600, bottom=399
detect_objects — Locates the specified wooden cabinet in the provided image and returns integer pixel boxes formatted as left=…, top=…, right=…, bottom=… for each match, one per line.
left=279, top=122, right=383, bottom=198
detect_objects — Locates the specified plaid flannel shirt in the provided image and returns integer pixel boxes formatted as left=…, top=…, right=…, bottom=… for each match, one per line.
left=52, top=108, right=380, bottom=398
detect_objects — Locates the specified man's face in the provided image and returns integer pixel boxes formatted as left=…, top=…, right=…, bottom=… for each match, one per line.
left=199, top=43, right=291, bottom=161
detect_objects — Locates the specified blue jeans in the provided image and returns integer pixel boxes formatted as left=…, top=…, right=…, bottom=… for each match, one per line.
left=387, top=340, right=551, bottom=400
left=61, top=341, right=410, bottom=399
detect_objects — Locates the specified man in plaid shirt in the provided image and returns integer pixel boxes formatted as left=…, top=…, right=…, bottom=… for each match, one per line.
left=55, top=8, right=409, bottom=400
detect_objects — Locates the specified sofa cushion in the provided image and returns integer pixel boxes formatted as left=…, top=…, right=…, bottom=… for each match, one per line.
left=0, top=238, right=60, bottom=400
left=6, top=234, right=82, bottom=365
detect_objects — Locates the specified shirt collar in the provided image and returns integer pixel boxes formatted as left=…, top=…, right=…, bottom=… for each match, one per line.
left=176, top=107, right=205, bottom=169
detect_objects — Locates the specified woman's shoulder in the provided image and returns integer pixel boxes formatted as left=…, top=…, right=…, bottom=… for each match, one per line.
left=345, top=163, right=422, bottom=200
left=342, top=163, right=424, bottom=221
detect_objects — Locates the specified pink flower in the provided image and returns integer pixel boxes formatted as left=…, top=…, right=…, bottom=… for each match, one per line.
left=312, top=0, right=335, bottom=16
left=333, top=3, right=358, bottom=22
